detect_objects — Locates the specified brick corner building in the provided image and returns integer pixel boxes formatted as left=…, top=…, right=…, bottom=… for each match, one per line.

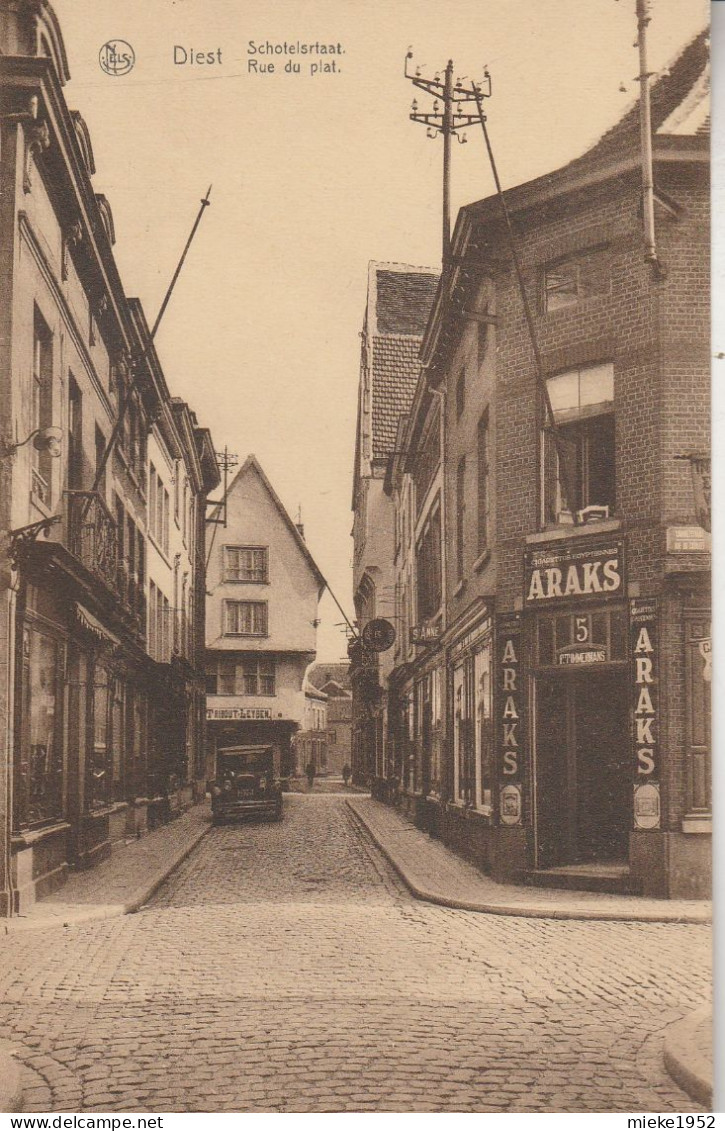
left=376, top=29, right=710, bottom=899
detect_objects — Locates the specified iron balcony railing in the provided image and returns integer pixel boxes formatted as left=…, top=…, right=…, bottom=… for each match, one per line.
left=67, top=490, right=118, bottom=592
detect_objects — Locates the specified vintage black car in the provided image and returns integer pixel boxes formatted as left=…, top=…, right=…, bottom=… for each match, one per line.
left=210, top=746, right=283, bottom=824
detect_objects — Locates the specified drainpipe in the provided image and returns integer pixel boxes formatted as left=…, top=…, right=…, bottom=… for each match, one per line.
left=636, top=0, right=663, bottom=275
left=427, top=383, right=447, bottom=633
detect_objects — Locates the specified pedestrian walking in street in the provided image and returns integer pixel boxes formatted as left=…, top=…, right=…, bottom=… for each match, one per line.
left=342, top=763, right=351, bottom=787
left=305, top=760, right=316, bottom=790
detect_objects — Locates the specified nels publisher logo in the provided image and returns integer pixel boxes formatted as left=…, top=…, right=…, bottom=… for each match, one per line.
left=99, top=40, right=135, bottom=76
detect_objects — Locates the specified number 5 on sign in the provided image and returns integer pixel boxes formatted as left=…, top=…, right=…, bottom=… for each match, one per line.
left=575, top=616, right=589, bottom=643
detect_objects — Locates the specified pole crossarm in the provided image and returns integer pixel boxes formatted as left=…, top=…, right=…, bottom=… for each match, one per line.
left=405, top=51, right=491, bottom=263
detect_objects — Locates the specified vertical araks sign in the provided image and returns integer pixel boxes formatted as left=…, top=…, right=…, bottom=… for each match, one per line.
left=497, top=614, right=524, bottom=825
left=630, top=598, right=660, bottom=830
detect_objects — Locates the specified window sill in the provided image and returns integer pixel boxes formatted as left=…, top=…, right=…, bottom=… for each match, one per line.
left=445, top=801, right=492, bottom=822
left=83, top=802, right=128, bottom=822
left=30, top=491, right=54, bottom=518
left=12, top=820, right=71, bottom=849
left=148, top=531, right=171, bottom=566
left=473, top=548, right=491, bottom=573
left=222, top=579, right=270, bottom=586
left=453, top=579, right=466, bottom=597
left=526, top=517, right=621, bottom=545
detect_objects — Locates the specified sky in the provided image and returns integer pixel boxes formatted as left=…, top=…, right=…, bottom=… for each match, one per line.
left=51, top=0, right=709, bottom=661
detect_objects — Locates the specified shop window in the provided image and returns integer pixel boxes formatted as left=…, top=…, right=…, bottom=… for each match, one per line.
left=456, top=368, right=466, bottom=419
left=224, top=546, right=268, bottom=584
left=541, top=363, right=615, bottom=525
left=452, top=662, right=469, bottom=803
left=90, top=664, right=110, bottom=808
left=477, top=321, right=489, bottom=369
left=474, top=642, right=493, bottom=810
left=477, top=411, right=490, bottom=555
left=543, top=247, right=610, bottom=312
left=111, top=679, right=124, bottom=802
left=16, top=625, right=65, bottom=827
left=224, top=600, right=268, bottom=637
left=415, top=502, right=442, bottom=623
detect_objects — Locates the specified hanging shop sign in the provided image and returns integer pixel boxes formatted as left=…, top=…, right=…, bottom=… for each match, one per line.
left=362, top=618, right=396, bottom=652
left=630, top=597, right=660, bottom=830
left=410, top=622, right=442, bottom=646
left=496, top=614, right=524, bottom=825
left=698, top=637, right=712, bottom=683
left=525, top=538, right=624, bottom=605
left=207, top=707, right=272, bottom=721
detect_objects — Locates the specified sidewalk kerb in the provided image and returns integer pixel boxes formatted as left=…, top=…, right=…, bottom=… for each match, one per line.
left=4, top=814, right=211, bottom=933
left=346, top=798, right=711, bottom=925
left=0, top=1042, right=24, bottom=1112
left=123, top=819, right=211, bottom=913
left=663, top=1005, right=713, bottom=1109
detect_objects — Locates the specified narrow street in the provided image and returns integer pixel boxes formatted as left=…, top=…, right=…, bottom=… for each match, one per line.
left=0, top=796, right=708, bottom=1113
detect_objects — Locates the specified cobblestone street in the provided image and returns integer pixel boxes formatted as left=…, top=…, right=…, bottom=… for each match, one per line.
left=0, top=796, right=710, bottom=1113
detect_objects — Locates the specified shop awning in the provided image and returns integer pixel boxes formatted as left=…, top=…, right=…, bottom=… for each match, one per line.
left=74, top=603, right=122, bottom=647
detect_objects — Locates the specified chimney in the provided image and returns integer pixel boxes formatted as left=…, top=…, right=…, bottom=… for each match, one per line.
left=295, top=523, right=305, bottom=540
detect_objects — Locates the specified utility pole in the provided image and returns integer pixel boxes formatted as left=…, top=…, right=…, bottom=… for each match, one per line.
left=83, top=186, right=213, bottom=516
left=206, top=446, right=239, bottom=528
left=405, top=52, right=489, bottom=265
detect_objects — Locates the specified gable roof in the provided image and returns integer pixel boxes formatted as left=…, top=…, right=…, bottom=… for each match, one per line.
left=464, top=26, right=709, bottom=228
left=564, top=27, right=709, bottom=176
left=307, top=662, right=351, bottom=693
left=217, top=455, right=326, bottom=591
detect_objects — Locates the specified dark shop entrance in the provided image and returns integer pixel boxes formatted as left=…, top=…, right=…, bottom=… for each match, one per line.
left=534, top=668, right=630, bottom=868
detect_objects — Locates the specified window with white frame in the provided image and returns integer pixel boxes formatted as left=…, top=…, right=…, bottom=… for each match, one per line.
left=541, top=362, right=615, bottom=525
left=241, top=656, right=275, bottom=696
left=224, top=546, right=268, bottom=584
left=224, top=600, right=268, bottom=637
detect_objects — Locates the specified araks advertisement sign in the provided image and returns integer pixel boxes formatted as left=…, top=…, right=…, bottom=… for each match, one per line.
left=525, top=537, right=624, bottom=605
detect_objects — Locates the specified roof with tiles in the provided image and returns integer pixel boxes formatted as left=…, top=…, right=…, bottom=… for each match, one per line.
left=308, top=662, right=351, bottom=693
left=368, top=264, right=438, bottom=463
left=372, top=336, right=424, bottom=461
left=375, top=269, right=440, bottom=335
left=573, top=27, right=709, bottom=169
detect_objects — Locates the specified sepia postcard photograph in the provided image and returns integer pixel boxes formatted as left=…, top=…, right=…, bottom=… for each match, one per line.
left=0, top=0, right=714, bottom=1119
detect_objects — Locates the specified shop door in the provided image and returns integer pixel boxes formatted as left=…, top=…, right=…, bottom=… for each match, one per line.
left=536, top=669, right=629, bottom=868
